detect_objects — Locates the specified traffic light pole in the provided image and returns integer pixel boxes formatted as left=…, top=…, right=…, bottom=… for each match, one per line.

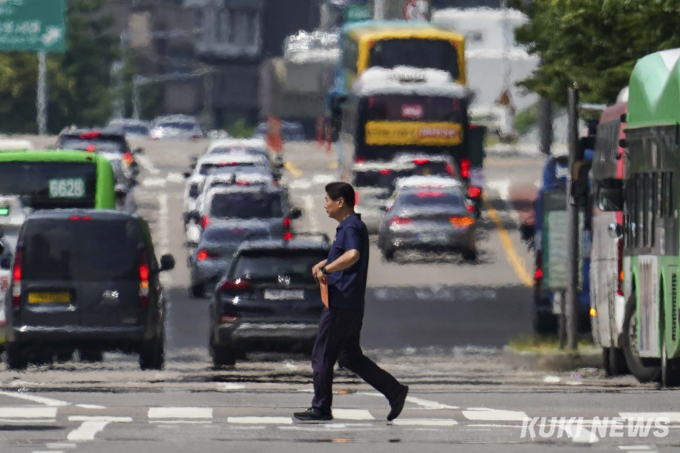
left=37, top=51, right=47, bottom=135
left=566, top=86, right=580, bottom=352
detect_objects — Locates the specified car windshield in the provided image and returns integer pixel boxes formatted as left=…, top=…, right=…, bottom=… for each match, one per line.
left=60, top=138, right=125, bottom=153
left=397, top=190, right=464, bottom=208
left=121, top=125, right=149, bottom=135
left=208, top=147, right=264, bottom=156
left=159, top=121, right=196, bottom=131
left=210, top=192, right=283, bottom=219
left=369, top=39, right=460, bottom=79
left=22, top=219, right=143, bottom=281
left=229, top=250, right=328, bottom=284
left=0, top=162, right=97, bottom=209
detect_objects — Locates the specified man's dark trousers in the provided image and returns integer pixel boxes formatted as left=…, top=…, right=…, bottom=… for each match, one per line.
left=311, top=306, right=402, bottom=414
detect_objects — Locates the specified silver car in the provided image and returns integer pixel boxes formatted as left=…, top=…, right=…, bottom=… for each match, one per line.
left=378, top=185, right=477, bottom=261
left=151, top=115, right=203, bottom=140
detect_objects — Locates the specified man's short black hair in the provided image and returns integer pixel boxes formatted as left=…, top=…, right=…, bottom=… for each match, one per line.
left=325, top=182, right=355, bottom=209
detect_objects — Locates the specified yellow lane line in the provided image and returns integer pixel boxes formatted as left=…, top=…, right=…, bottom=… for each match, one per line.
left=284, top=162, right=303, bottom=178
left=483, top=194, right=533, bottom=288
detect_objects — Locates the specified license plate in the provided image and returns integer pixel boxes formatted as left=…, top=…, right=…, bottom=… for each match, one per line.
left=419, top=233, right=448, bottom=243
left=264, top=290, right=305, bottom=300
left=28, top=292, right=71, bottom=304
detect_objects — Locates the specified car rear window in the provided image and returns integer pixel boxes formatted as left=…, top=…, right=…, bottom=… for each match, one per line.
left=22, top=219, right=144, bottom=281
left=159, top=121, right=196, bottom=131
left=0, top=162, right=97, bottom=209
left=352, top=168, right=412, bottom=188
left=200, top=162, right=257, bottom=175
left=210, top=192, right=283, bottom=219
left=397, top=189, right=464, bottom=208
left=229, top=250, right=328, bottom=284
left=60, top=137, right=126, bottom=154
left=203, top=227, right=267, bottom=243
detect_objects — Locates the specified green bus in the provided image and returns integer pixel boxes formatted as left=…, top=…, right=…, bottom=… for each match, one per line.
left=0, top=151, right=117, bottom=239
left=598, top=48, right=680, bottom=386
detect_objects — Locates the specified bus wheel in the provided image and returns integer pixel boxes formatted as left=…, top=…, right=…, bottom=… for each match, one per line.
left=661, top=333, right=680, bottom=388
left=622, top=293, right=660, bottom=383
left=603, top=347, right=628, bottom=377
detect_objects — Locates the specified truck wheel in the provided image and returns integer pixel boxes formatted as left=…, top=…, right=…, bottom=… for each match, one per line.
left=622, top=293, right=660, bottom=383
left=661, top=332, right=680, bottom=388
left=6, top=345, right=28, bottom=370
left=140, top=328, right=165, bottom=371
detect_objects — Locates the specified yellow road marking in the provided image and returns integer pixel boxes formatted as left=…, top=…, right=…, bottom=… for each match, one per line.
left=284, top=162, right=302, bottom=178
left=328, top=161, right=338, bottom=170
left=483, top=194, right=533, bottom=287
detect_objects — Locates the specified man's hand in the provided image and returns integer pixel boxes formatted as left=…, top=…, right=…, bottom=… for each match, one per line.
left=312, top=259, right=327, bottom=284
left=315, top=268, right=325, bottom=283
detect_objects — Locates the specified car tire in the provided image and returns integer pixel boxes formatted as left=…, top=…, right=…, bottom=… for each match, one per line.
left=462, top=248, right=477, bottom=262
left=139, top=329, right=165, bottom=371
left=602, top=347, right=613, bottom=377
left=382, top=248, right=395, bottom=261
left=189, top=284, right=205, bottom=299
left=533, top=311, right=557, bottom=335
left=80, top=350, right=103, bottom=363
left=622, top=292, right=660, bottom=383
left=6, top=344, right=28, bottom=370
left=211, top=344, right=236, bottom=367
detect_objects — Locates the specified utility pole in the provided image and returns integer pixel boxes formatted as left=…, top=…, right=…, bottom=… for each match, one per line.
left=37, top=52, right=48, bottom=136
left=566, top=86, right=580, bottom=352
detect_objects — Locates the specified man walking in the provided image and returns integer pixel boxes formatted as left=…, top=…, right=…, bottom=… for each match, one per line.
left=294, top=182, right=409, bottom=422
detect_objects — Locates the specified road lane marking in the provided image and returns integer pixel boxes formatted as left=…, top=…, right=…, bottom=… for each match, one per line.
left=166, top=172, right=184, bottom=183
left=482, top=194, right=533, bottom=287
left=68, top=416, right=132, bottom=422
left=290, top=179, right=312, bottom=190
left=76, top=404, right=106, bottom=410
left=284, top=162, right=302, bottom=178
left=228, top=416, right=292, bottom=425
left=136, top=155, right=160, bottom=175
left=217, top=383, right=245, bottom=391
left=543, top=376, right=561, bottom=384
left=618, top=446, right=654, bottom=450
left=303, top=195, right=320, bottom=232
left=0, top=407, right=57, bottom=418
left=462, top=408, right=528, bottom=421
left=393, top=419, right=458, bottom=427
left=359, top=392, right=458, bottom=410
left=148, top=407, right=212, bottom=419
left=333, top=409, right=374, bottom=421
left=142, top=178, right=167, bottom=188
left=45, top=444, right=76, bottom=449
left=559, top=422, right=598, bottom=443
left=312, top=174, right=335, bottom=184
left=0, top=391, right=69, bottom=407
left=67, top=421, right=110, bottom=442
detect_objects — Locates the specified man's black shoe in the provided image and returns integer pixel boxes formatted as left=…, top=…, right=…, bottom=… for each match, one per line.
left=387, top=385, right=409, bottom=421
left=294, top=407, right=333, bottom=422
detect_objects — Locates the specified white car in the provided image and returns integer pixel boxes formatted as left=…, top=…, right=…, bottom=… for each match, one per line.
left=0, top=139, right=34, bottom=151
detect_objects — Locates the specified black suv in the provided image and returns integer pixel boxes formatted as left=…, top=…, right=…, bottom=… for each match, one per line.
left=208, top=234, right=330, bottom=366
left=4, top=210, right=174, bottom=370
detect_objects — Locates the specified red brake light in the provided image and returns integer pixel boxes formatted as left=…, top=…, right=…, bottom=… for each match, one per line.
left=139, top=252, right=149, bottom=308
left=69, top=216, right=92, bottom=221
left=380, top=169, right=392, bottom=175
left=85, top=145, right=97, bottom=153
left=446, top=162, right=455, bottom=176
left=220, top=279, right=252, bottom=294
left=460, top=159, right=470, bottom=178
left=283, top=232, right=293, bottom=241
left=355, top=157, right=367, bottom=164
left=123, top=152, right=133, bottom=164
left=617, top=236, right=624, bottom=296
left=11, top=249, right=22, bottom=309
left=197, top=250, right=209, bottom=261
left=534, top=268, right=543, bottom=282
left=202, top=215, right=210, bottom=229
left=467, top=186, right=482, bottom=198
left=450, top=216, right=475, bottom=228
left=235, top=181, right=250, bottom=186
left=369, top=96, right=375, bottom=109
left=80, top=132, right=101, bottom=139
left=220, top=314, right=239, bottom=324
left=355, top=191, right=360, bottom=206
left=466, top=203, right=475, bottom=213
left=413, top=159, right=430, bottom=165
left=390, top=217, right=411, bottom=226
left=283, top=217, right=291, bottom=229
left=416, top=191, right=443, bottom=198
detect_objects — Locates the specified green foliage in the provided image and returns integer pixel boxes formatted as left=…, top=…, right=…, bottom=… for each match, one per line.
left=0, top=0, right=120, bottom=134
left=225, top=118, right=255, bottom=138
left=510, top=0, right=680, bottom=106
left=513, top=103, right=538, bottom=135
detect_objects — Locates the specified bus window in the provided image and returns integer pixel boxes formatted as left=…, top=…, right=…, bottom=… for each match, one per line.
left=343, top=38, right=358, bottom=73
left=369, top=39, right=460, bottom=80
left=649, top=173, right=656, bottom=247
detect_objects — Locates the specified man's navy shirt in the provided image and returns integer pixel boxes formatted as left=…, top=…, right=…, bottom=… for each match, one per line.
left=326, top=213, right=369, bottom=312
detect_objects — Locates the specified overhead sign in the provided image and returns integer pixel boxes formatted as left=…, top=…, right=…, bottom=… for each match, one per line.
left=0, top=0, right=66, bottom=52
left=403, top=0, right=429, bottom=21
left=344, top=4, right=372, bottom=23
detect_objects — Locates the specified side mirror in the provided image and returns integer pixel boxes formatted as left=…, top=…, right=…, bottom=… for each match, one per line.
left=290, top=207, right=302, bottom=220
left=520, top=223, right=535, bottom=243
left=183, top=172, right=192, bottom=179
left=597, top=178, right=624, bottom=212
left=115, top=184, right=128, bottom=200
left=608, top=222, right=623, bottom=239
left=190, top=163, right=196, bottom=170
left=0, top=256, right=10, bottom=270
left=160, top=254, right=175, bottom=272
left=134, top=147, right=144, bottom=155
left=570, top=160, right=591, bottom=206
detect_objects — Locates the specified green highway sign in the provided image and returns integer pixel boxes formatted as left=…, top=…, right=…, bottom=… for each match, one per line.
left=0, top=0, right=66, bottom=52
left=344, top=4, right=372, bottom=23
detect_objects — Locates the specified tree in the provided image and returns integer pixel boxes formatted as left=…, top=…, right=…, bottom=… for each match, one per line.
left=0, top=0, right=119, bottom=134
left=511, top=0, right=680, bottom=105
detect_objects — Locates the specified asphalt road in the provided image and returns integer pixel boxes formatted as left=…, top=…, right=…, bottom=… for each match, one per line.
left=0, top=137, right=677, bottom=453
